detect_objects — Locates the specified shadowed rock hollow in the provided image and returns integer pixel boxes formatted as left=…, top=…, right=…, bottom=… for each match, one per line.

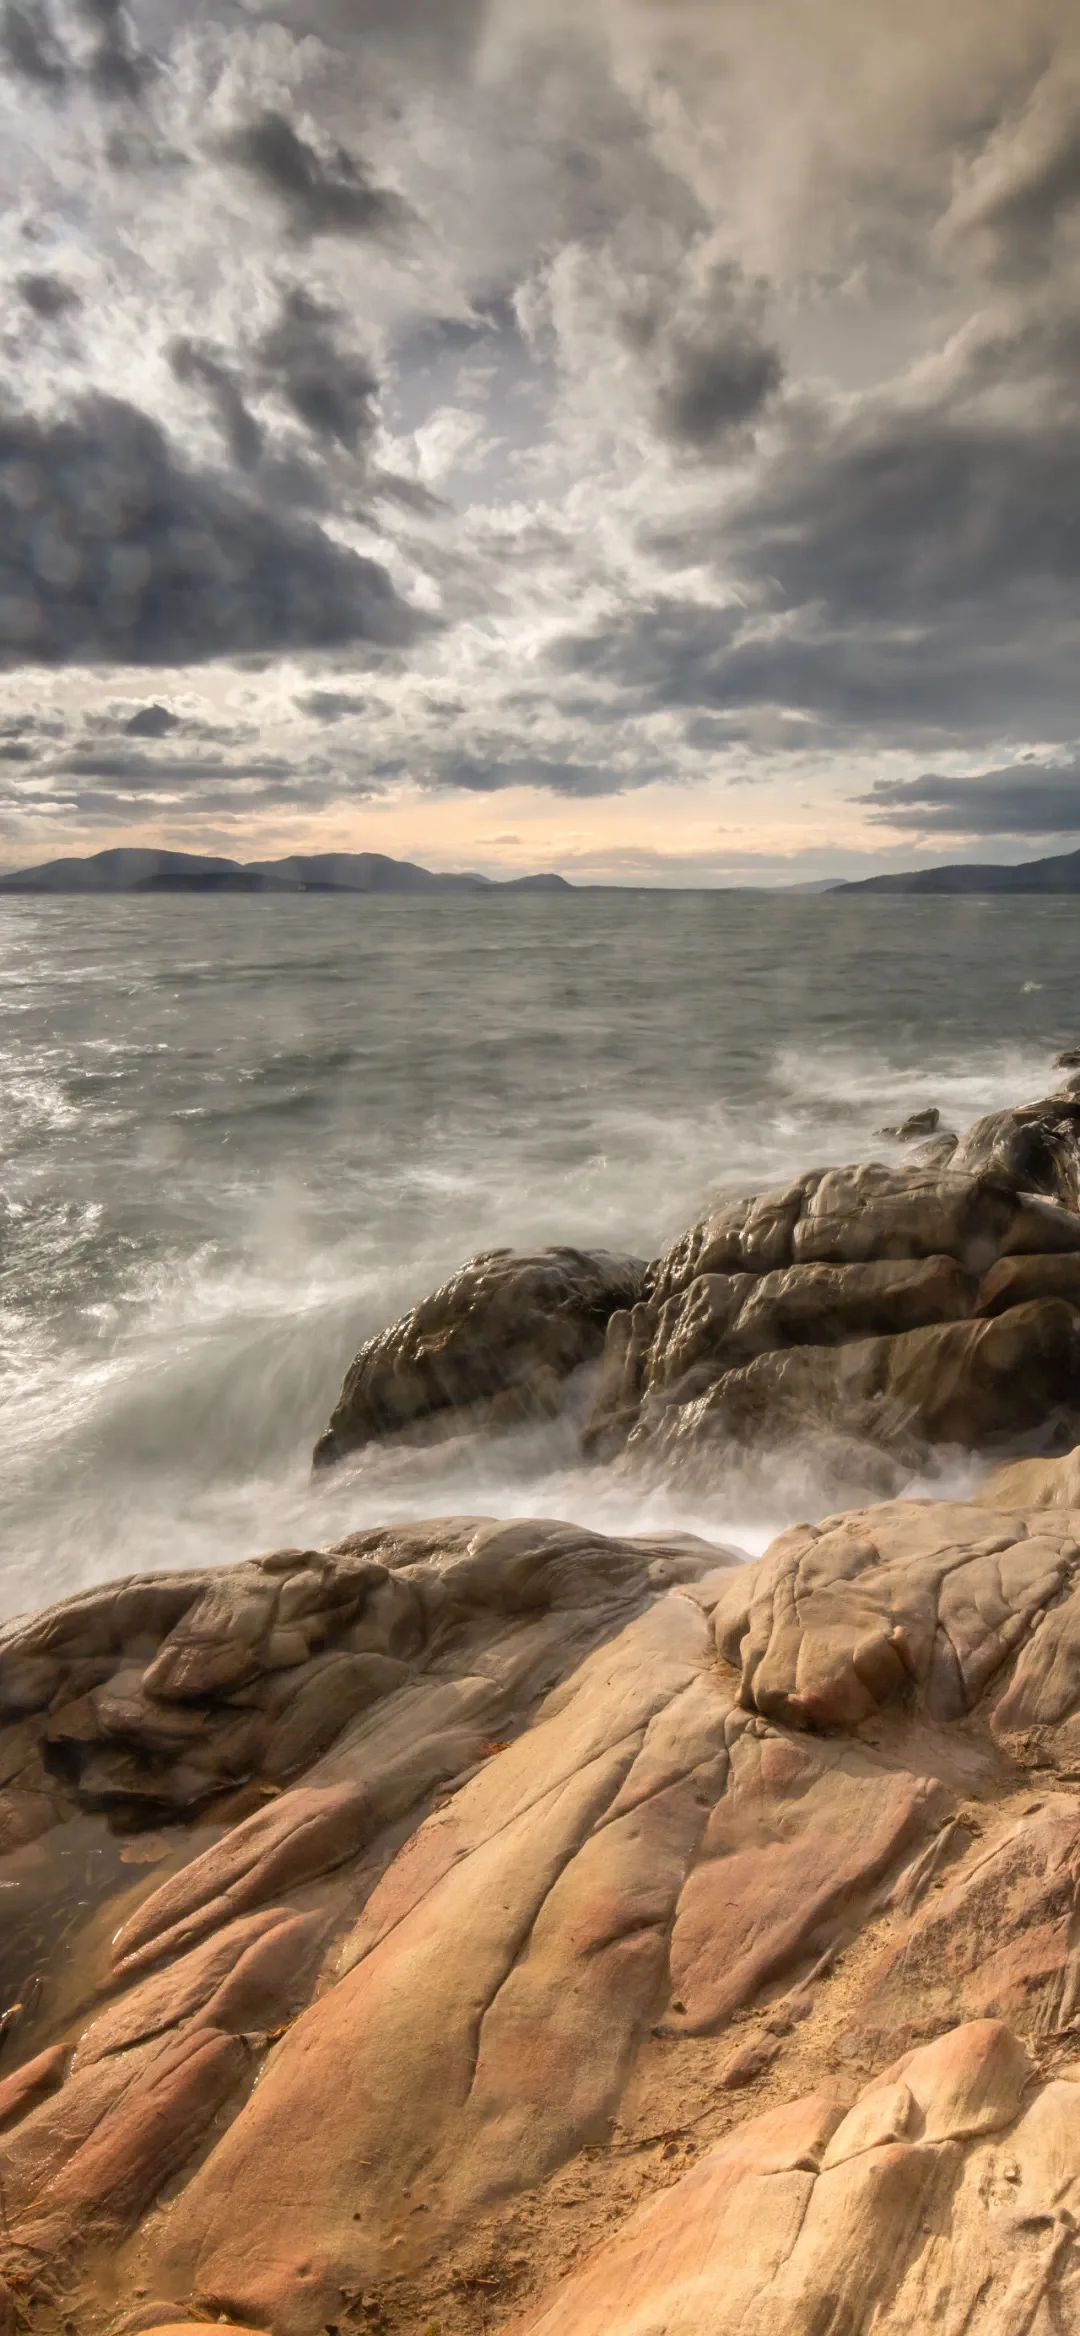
left=8, top=1077, right=1080, bottom=2333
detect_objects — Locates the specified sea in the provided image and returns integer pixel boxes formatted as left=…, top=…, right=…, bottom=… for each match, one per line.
left=1, top=887, right=1077, bottom=1623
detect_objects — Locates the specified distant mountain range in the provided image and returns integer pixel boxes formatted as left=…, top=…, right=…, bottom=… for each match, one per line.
left=7, top=843, right=1079, bottom=898
left=838, top=845, right=1080, bottom=895
left=0, top=849, right=573, bottom=896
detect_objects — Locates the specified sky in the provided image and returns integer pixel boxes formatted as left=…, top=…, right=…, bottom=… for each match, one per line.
left=1, top=0, right=1080, bottom=885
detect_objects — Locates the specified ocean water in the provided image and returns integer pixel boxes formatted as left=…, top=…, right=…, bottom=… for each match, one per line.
left=1, top=888, right=1077, bottom=1622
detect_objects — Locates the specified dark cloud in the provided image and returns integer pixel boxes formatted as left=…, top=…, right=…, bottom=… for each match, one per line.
left=123, top=702, right=178, bottom=736
left=78, top=0, right=151, bottom=98
left=295, top=688, right=368, bottom=721
left=369, top=469, right=444, bottom=515
left=1, top=0, right=67, bottom=88
left=53, top=747, right=294, bottom=785
left=721, top=404, right=1080, bottom=626
left=16, top=271, right=81, bottom=319
left=256, top=290, right=379, bottom=452
left=619, top=260, right=783, bottom=453
left=858, top=759, right=1080, bottom=835
left=433, top=751, right=649, bottom=797
left=556, top=354, right=1080, bottom=746
left=283, top=0, right=488, bottom=69
left=950, top=73, right=1080, bottom=278
left=656, top=324, right=783, bottom=451
left=1, top=0, right=150, bottom=98
left=224, top=110, right=412, bottom=242
left=0, top=394, right=421, bottom=667
left=169, top=339, right=265, bottom=470
left=398, top=293, right=522, bottom=367
left=56, top=748, right=230, bottom=780
left=558, top=587, right=1080, bottom=747
left=0, top=714, right=62, bottom=738
left=171, top=295, right=380, bottom=478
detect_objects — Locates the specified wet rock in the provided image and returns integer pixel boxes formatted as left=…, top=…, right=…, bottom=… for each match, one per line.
left=911, top=1130, right=959, bottom=1168
left=711, top=1493, right=1076, bottom=1729
left=985, top=1442, right=1080, bottom=1510
left=313, top=1245, right=646, bottom=1467
left=978, top=1249, right=1080, bottom=1315
left=0, top=1521, right=689, bottom=1853
left=306, top=1085, right=1080, bottom=1483
left=952, top=1090, right=1080, bottom=1209
left=633, top=1299, right=1080, bottom=1477
left=18, top=1077, right=1080, bottom=2334
left=0, top=2042, right=67, bottom=2133
left=585, top=1255, right=977, bottom=1457
left=878, top=1106, right=941, bottom=1140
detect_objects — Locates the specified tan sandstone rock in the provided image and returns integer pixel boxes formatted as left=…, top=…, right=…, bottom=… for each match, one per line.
left=0, top=1491, right=1076, bottom=2332
left=510, top=2019, right=1059, bottom=2336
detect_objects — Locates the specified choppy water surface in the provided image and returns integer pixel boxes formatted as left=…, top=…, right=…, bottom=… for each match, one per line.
left=1, top=889, right=1077, bottom=1618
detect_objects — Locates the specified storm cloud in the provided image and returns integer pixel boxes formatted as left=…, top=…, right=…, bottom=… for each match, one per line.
left=0, top=0, right=1079, bottom=870
left=224, top=112, right=412, bottom=243
left=0, top=395, right=419, bottom=666
left=859, top=761, right=1080, bottom=835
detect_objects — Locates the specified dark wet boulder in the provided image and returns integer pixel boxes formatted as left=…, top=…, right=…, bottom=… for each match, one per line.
left=878, top=1105, right=941, bottom=1139
left=951, top=1092, right=1080, bottom=1210
left=314, top=1246, right=646, bottom=1467
left=790, top=1165, right=1080, bottom=1271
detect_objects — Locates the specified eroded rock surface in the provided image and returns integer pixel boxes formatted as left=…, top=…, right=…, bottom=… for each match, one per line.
left=512, top=2019, right=1077, bottom=2336
left=6, top=1478, right=1080, bottom=2333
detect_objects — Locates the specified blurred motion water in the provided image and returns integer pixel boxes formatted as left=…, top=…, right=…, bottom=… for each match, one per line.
left=1, top=888, right=1076, bottom=1617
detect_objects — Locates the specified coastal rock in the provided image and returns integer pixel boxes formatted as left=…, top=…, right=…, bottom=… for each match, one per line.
left=0, top=1518, right=694, bottom=1853
left=511, top=2020, right=1068, bottom=2336
left=911, top=1129, right=959, bottom=1167
left=977, top=1249, right=1080, bottom=1315
left=877, top=1105, right=941, bottom=1139
left=584, top=1255, right=977, bottom=1457
left=311, top=1088, right=1080, bottom=1482
left=985, top=1442, right=1080, bottom=1510
left=18, top=1080, right=1080, bottom=2334
left=951, top=1090, right=1080, bottom=1209
left=5, top=1490, right=1080, bottom=2332
left=709, top=1494, right=1079, bottom=1729
left=314, top=1245, right=646, bottom=1467
left=650, top=1163, right=1080, bottom=1310
left=625, top=1299, right=1080, bottom=1478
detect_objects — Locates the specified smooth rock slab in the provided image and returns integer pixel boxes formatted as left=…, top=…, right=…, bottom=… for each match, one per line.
left=11, top=1491, right=1080, bottom=2330
left=511, top=2021, right=1050, bottom=2336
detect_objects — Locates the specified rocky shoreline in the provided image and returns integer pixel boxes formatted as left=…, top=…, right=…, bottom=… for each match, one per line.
left=6, top=1071, right=1080, bottom=2332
